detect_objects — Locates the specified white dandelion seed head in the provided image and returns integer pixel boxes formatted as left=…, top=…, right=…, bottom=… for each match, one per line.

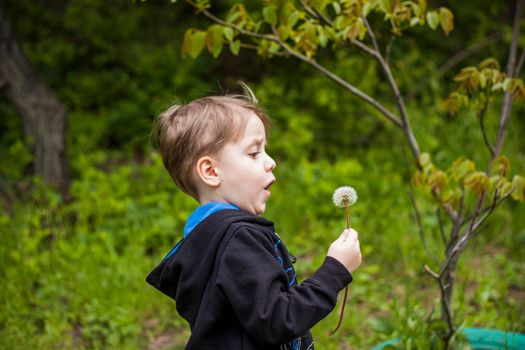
left=332, top=186, right=358, bottom=208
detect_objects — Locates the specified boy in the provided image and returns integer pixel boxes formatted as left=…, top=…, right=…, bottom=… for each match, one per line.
left=146, top=91, right=362, bottom=350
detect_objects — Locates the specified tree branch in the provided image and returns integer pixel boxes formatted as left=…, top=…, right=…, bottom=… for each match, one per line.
left=439, top=188, right=512, bottom=278
left=424, top=265, right=455, bottom=334
left=362, top=17, right=420, bottom=160
left=269, top=26, right=403, bottom=128
left=491, top=0, right=524, bottom=162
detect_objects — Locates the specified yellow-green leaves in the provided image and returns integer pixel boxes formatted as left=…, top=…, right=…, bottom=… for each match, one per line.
left=450, top=157, right=476, bottom=182
left=181, top=29, right=206, bottom=58
left=294, top=21, right=319, bottom=57
left=229, top=40, right=241, bottom=55
left=182, top=1, right=456, bottom=61
left=444, top=58, right=525, bottom=114
left=426, top=11, right=439, bottom=30
left=511, top=175, right=525, bottom=201
left=464, top=171, right=491, bottom=197
left=425, top=7, right=453, bottom=35
left=418, top=152, right=431, bottom=168
left=206, top=25, right=224, bottom=58
left=182, top=25, right=228, bottom=58
left=414, top=153, right=523, bottom=206
left=262, top=5, right=277, bottom=26
left=438, top=7, right=453, bottom=35
left=489, top=156, right=510, bottom=177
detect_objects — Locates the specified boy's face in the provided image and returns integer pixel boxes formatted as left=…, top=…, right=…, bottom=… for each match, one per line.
left=214, top=112, right=276, bottom=215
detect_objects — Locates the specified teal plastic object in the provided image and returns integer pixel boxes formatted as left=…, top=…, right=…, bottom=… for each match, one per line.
left=370, top=328, right=525, bottom=350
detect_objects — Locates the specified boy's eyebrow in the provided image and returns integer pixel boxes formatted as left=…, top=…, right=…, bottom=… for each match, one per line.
left=246, top=137, right=266, bottom=148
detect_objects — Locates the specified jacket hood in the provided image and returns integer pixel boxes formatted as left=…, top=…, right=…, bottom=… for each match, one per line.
left=146, top=209, right=274, bottom=323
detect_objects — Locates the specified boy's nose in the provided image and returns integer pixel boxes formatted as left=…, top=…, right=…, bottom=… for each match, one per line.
left=265, top=154, right=276, bottom=172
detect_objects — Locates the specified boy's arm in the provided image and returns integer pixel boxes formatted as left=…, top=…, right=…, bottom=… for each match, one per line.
left=216, top=226, right=352, bottom=345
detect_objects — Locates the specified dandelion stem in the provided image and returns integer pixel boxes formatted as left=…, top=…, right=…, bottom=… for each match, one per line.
left=345, top=205, right=350, bottom=229
left=329, top=204, right=351, bottom=336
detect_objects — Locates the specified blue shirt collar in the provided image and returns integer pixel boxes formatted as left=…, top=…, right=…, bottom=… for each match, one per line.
left=183, top=201, right=240, bottom=237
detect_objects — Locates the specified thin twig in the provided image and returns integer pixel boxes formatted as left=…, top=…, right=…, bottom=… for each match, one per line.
left=362, top=16, right=381, bottom=55
left=385, top=35, right=396, bottom=65
left=406, top=31, right=502, bottom=101
left=516, top=46, right=525, bottom=75
left=439, top=188, right=513, bottom=278
left=194, top=6, right=404, bottom=135
left=300, top=0, right=332, bottom=26
left=458, top=189, right=511, bottom=228
left=424, top=265, right=455, bottom=334
left=299, top=1, right=379, bottom=58
left=436, top=208, right=447, bottom=245
left=239, top=43, right=288, bottom=57
left=401, top=142, right=440, bottom=265
left=478, top=95, right=496, bottom=157
left=199, top=8, right=278, bottom=42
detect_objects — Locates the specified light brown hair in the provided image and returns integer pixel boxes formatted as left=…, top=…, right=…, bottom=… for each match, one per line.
left=152, top=93, right=271, bottom=199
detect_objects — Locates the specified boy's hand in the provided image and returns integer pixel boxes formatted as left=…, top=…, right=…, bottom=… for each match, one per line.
left=327, top=229, right=362, bottom=274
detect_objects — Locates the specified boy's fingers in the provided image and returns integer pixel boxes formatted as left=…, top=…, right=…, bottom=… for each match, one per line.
left=342, top=229, right=350, bottom=241
left=347, top=228, right=358, bottom=241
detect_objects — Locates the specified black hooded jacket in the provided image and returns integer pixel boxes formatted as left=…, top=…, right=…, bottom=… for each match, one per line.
left=146, top=209, right=353, bottom=350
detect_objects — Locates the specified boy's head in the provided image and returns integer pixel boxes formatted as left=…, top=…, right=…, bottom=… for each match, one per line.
left=153, top=92, right=276, bottom=215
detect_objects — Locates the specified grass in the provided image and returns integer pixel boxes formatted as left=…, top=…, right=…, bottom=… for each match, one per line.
left=0, top=149, right=523, bottom=349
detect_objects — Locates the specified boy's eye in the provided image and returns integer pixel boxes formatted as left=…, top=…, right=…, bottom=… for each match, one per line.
left=249, top=152, right=260, bottom=158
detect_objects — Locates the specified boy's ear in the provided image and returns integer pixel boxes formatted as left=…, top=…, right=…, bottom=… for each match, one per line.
left=196, top=156, right=221, bottom=187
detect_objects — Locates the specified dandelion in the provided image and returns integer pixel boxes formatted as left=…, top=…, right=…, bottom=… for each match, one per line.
left=328, top=185, right=358, bottom=336
left=332, top=186, right=358, bottom=230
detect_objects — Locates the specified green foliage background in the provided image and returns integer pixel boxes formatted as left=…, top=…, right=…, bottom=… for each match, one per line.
left=0, top=0, right=524, bottom=349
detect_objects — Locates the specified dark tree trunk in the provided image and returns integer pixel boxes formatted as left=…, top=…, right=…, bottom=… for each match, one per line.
left=0, top=3, right=70, bottom=198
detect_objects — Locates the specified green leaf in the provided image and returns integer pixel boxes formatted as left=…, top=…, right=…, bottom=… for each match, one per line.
left=489, top=156, right=510, bottom=177
left=288, top=11, right=300, bottom=28
left=418, top=152, right=431, bottom=167
left=426, top=11, right=439, bottom=30
left=378, top=0, right=394, bottom=14
left=479, top=57, right=500, bottom=70
left=206, top=25, right=224, bottom=58
left=410, top=16, right=420, bottom=27
left=502, top=78, right=512, bottom=91
left=441, top=188, right=461, bottom=208
left=182, top=29, right=206, bottom=58
left=317, top=25, right=328, bottom=47
left=439, top=7, right=454, bottom=35
left=229, top=39, right=240, bottom=55
left=223, top=27, right=234, bottom=41
left=511, top=175, right=525, bottom=201
left=263, top=5, right=277, bottom=26
left=332, top=2, right=341, bottom=15
left=450, top=157, right=476, bottom=181
left=363, top=2, right=378, bottom=16
left=277, top=25, right=290, bottom=40
left=464, top=171, right=491, bottom=197
left=428, top=169, right=447, bottom=193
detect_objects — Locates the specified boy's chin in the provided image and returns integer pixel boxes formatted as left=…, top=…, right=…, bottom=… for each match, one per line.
left=255, top=204, right=266, bottom=215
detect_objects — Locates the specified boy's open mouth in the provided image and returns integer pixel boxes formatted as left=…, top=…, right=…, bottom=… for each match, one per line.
left=264, top=179, right=276, bottom=190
